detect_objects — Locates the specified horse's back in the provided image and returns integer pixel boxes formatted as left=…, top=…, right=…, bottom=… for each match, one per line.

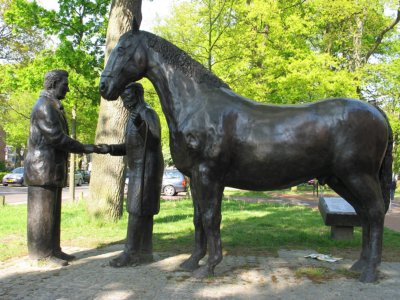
left=218, top=97, right=390, bottom=189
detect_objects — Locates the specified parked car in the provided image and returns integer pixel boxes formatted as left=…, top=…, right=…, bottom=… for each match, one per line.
left=66, top=171, right=84, bottom=186
left=162, top=168, right=187, bottom=196
left=124, top=168, right=188, bottom=196
left=2, top=167, right=24, bottom=186
left=78, top=170, right=91, bottom=183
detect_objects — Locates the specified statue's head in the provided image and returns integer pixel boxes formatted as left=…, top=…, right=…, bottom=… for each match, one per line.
left=121, top=82, right=144, bottom=111
left=44, top=69, right=70, bottom=100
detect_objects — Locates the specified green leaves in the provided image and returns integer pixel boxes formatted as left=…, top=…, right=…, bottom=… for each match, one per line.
left=154, top=0, right=399, bottom=105
left=0, top=0, right=111, bottom=148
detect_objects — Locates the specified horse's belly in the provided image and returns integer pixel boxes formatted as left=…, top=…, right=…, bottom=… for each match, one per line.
left=225, top=168, right=321, bottom=191
left=225, top=175, right=310, bottom=191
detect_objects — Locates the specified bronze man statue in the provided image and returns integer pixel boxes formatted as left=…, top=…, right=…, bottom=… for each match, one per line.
left=24, top=69, right=105, bottom=266
left=105, top=82, right=164, bottom=267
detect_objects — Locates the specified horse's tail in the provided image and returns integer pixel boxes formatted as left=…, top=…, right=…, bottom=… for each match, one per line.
left=376, top=106, right=393, bottom=213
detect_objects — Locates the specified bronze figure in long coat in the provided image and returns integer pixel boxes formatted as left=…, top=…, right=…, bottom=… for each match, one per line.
left=107, top=83, right=164, bottom=267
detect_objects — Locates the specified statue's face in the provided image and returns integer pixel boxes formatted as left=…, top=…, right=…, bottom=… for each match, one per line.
left=122, top=92, right=138, bottom=111
left=54, top=76, right=70, bottom=100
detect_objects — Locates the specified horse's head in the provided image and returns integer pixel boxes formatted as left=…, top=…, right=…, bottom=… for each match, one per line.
left=99, top=29, right=147, bottom=100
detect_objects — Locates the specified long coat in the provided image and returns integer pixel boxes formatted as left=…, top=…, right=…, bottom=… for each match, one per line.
left=109, top=105, right=164, bottom=215
left=24, top=91, right=87, bottom=187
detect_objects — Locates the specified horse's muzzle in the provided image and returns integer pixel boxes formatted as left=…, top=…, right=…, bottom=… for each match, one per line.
left=99, top=76, right=119, bottom=101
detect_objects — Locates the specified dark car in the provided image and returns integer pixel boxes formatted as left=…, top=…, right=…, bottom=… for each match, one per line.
left=66, top=171, right=84, bottom=186
left=2, top=167, right=24, bottom=186
left=162, top=168, right=187, bottom=196
left=78, top=170, right=91, bottom=183
left=124, top=168, right=188, bottom=196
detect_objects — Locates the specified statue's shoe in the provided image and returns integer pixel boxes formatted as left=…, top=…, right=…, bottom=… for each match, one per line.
left=54, top=250, right=76, bottom=261
left=47, top=256, right=69, bottom=266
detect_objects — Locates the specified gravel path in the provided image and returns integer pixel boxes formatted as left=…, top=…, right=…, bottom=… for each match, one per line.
left=1, top=245, right=400, bottom=300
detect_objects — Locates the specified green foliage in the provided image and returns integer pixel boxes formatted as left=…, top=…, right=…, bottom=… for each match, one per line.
left=155, top=0, right=399, bottom=105
left=0, top=0, right=46, bottom=62
left=0, top=0, right=111, bottom=148
left=0, top=171, right=8, bottom=180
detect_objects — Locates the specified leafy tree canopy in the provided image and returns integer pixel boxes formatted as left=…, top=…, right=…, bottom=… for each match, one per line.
left=0, top=0, right=111, bottom=149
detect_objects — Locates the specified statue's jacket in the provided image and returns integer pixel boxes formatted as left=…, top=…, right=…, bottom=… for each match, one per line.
left=109, top=105, right=164, bottom=216
left=24, top=91, right=87, bottom=187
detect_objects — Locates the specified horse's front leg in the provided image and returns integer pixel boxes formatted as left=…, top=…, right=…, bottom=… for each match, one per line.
left=180, top=182, right=207, bottom=271
left=189, top=165, right=224, bottom=278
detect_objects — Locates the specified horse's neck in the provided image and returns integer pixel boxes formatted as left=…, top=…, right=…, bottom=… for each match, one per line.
left=146, top=56, right=201, bottom=131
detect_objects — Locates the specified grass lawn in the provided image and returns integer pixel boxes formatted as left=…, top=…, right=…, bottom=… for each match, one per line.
left=1, top=195, right=400, bottom=262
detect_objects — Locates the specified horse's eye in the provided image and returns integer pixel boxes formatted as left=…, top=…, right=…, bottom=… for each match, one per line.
left=117, top=47, right=125, bottom=55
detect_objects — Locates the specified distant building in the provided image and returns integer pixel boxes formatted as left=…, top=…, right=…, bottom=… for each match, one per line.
left=0, top=127, right=5, bottom=163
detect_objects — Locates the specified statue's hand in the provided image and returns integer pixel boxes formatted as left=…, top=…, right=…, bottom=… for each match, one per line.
left=94, top=144, right=110, bottom=154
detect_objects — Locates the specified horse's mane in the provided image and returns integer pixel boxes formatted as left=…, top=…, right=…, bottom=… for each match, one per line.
left=141, top=31, right=230, bottom=89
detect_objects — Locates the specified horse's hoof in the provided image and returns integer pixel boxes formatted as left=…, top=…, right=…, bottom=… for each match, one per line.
left=180, top=258, right=200, bottom=271
left=109, top=252, right=139, bottom=268
left=359, top=270, right=378, bottom=283
left=350, top=259, right=367, bottom=273
left=192, top=265, right=214, bottom=278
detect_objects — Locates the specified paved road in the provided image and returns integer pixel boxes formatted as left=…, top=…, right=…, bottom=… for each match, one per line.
left=0, top=184, right=90, bottom=205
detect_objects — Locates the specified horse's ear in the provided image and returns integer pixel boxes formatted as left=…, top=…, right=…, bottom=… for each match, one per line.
left=132, top=16, right=140, bottom=33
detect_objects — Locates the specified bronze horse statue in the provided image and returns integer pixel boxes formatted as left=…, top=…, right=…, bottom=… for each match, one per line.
left=100, top=26, right=393, bottom=283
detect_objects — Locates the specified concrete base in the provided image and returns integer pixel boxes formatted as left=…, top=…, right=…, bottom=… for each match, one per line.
left=331, top=225, right=354, bottom=240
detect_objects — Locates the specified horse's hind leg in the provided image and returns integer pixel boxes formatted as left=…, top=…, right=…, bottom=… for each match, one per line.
left=331, top=174, right=385, bottom=283
left=327, top=177, right=370, bottom=272
left=180, top=185, right=207, bottom=271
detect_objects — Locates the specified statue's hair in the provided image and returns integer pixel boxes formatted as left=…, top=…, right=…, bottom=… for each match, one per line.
left=141, top=31, right=230, bottom=89
left=121, top=82, right=145, bottom=105
left=123, top=82, right=144, bottom=96
left=44, top=69, right=68, bottom=90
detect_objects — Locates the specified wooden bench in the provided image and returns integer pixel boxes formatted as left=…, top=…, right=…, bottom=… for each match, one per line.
left=318, top=196, right=361, bottom=240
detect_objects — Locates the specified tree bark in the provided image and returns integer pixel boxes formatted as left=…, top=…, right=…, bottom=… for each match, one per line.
left=69, top=104, right=77, bottom=201
left=88, top=0, right=142, bottom=221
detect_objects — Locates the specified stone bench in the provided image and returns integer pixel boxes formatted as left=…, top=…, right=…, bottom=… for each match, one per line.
left=318, top=196, right=361, bottom=240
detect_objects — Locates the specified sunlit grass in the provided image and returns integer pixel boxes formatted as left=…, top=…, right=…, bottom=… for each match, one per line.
left=294, top=266, right=359, bottom=283
left=1, top=197, right=400, bottom=262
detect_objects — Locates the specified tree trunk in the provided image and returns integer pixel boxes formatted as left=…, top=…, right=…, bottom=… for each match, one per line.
left=88, top=0, right=142, bottom=221
left=69, top=104, right=77, bottom=201
left=350, top=7, right=366, bottom=98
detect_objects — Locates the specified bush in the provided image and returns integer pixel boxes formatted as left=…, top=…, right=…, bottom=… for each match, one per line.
left=0, top=171, right=8, bottom=183
left=0, top=161, right=6, bottom=172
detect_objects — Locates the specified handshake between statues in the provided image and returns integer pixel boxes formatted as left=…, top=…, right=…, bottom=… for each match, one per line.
left=83, top=144, right=112, bottom=154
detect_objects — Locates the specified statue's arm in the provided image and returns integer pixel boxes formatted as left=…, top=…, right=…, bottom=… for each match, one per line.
left=36, top=104, right=89, bottom=153
left=108, top=144, right=127, bottom=156
left=143, top=109, right=161, bottom=142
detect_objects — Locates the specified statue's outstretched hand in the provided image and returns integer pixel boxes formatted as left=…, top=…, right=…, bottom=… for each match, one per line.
left=94, top=144, right=110, bottom=154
